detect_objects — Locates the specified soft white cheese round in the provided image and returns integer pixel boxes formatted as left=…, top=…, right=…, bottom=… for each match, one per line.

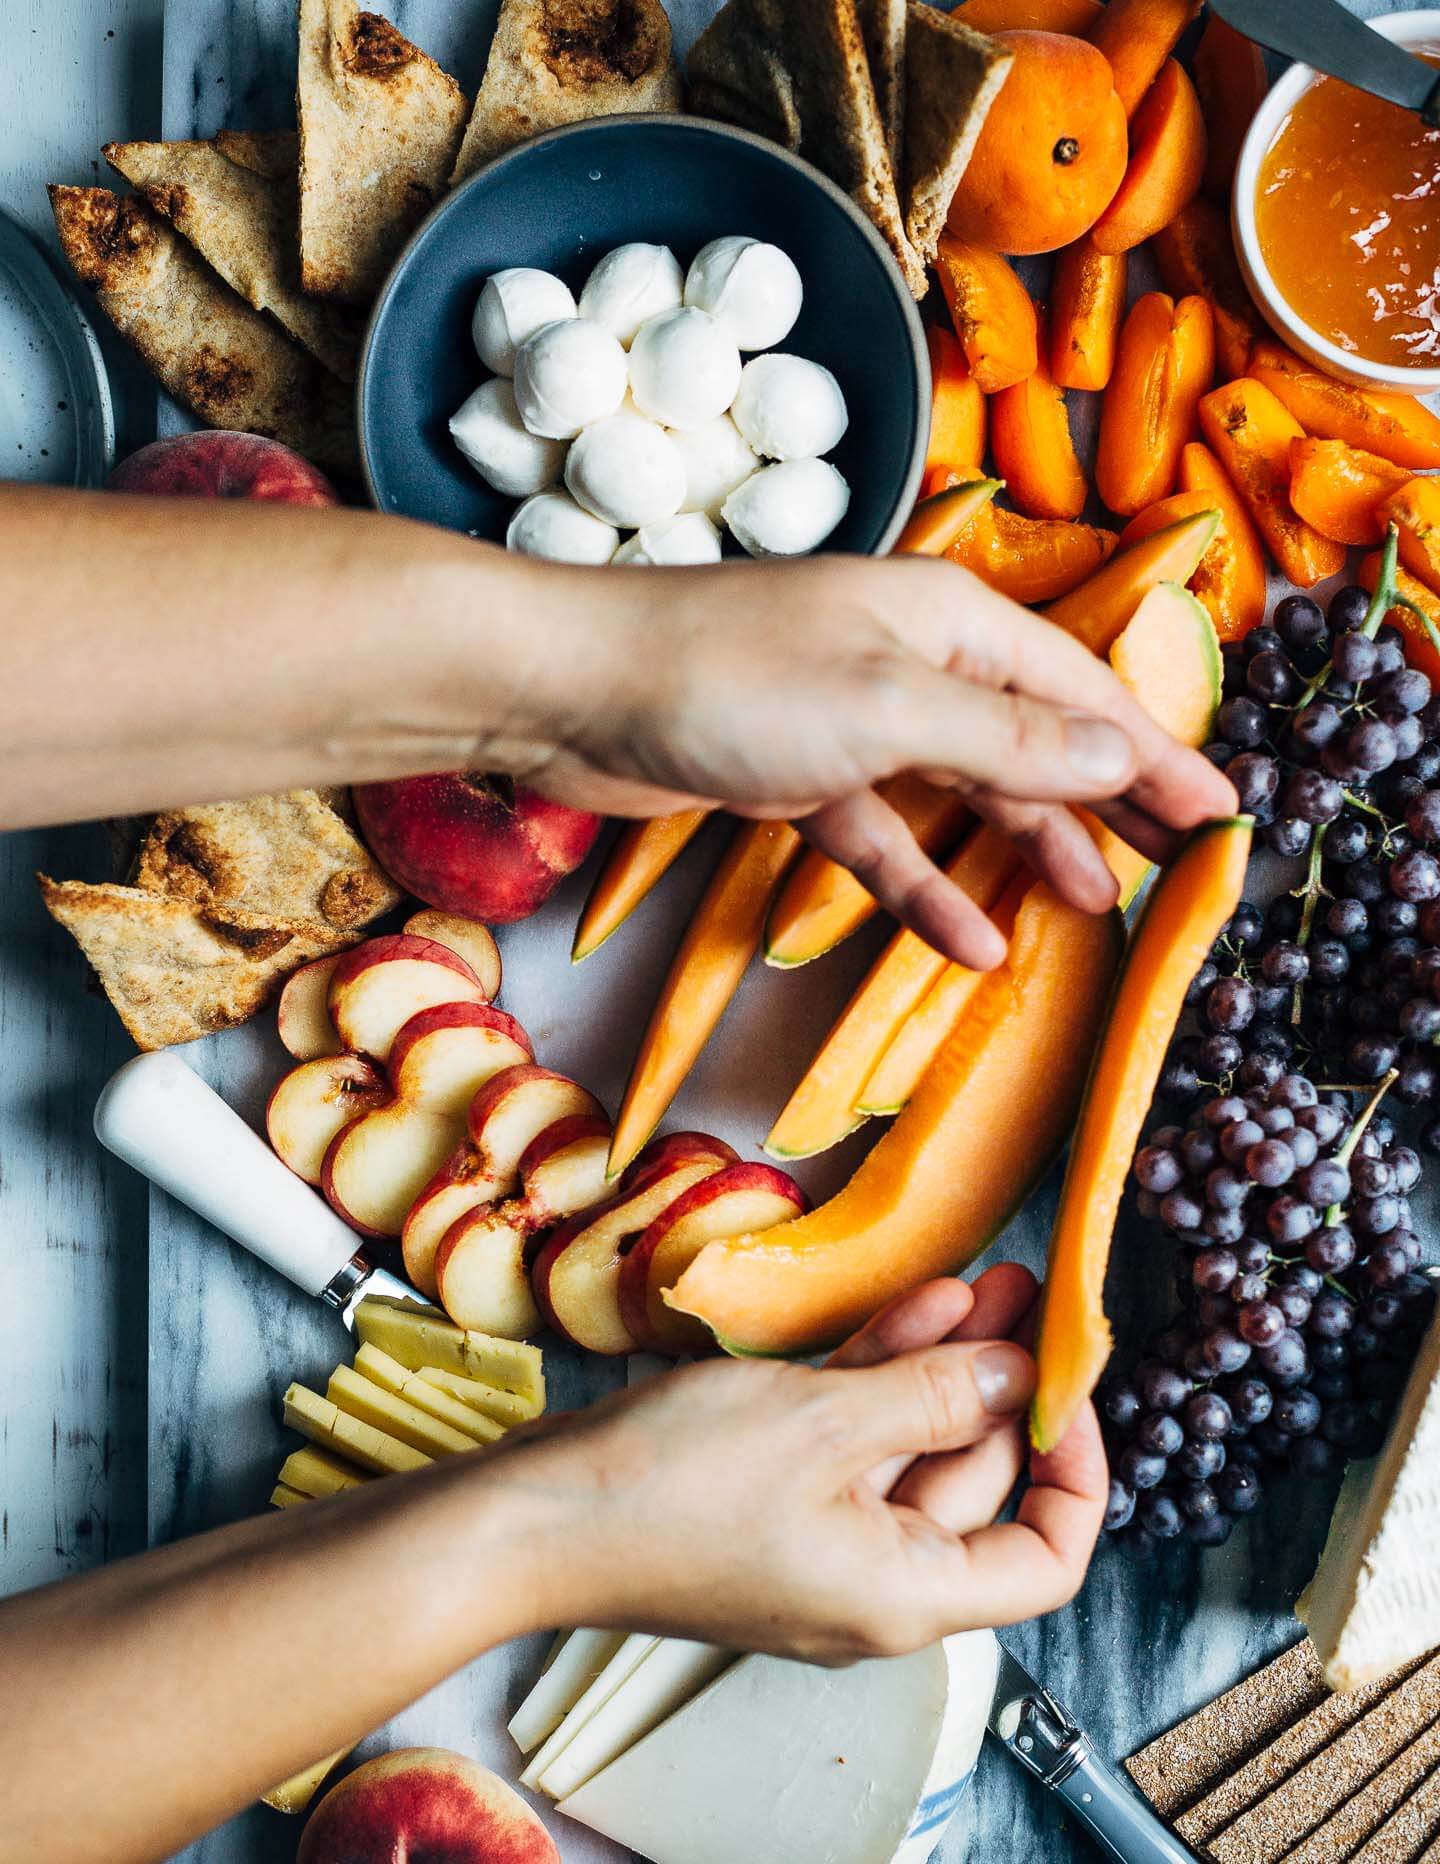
left=512, top=318, right=629, bottom=439
left=578, top=243, right=684, bottom=347
left=628, top=308, right=742, bottom=429
left=564, top=410, right=686, bottom=528
left=683, top=236, right=804, bottom=350
left=614, top=513, right=723, bottom=565
left=666, top=414, right=759, bottom=522
left=731, top=354, right=849, bottom=461
left=472, top=268, right=577, bottom=377
left=723, top=459, right=851, bottom=557
left=449, top=377, right=568, bottom=496
left=506, top=488, right=619, bottom=564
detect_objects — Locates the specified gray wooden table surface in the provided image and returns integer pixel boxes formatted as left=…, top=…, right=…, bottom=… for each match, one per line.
left=2, top=3, right=1436, bottom=1861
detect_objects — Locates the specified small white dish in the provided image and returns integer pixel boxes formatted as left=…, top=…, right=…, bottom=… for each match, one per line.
left=1232, top=9, right=1440, bottom=396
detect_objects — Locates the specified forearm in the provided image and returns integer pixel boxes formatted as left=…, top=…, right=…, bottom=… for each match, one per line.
left=0, top=1451, right=578, bottom=1864
left=0, top=486, right=633, bottom=830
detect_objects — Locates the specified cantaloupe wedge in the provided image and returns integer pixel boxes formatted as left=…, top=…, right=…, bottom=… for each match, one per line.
left=1031, top=815, right=1252, bottom=1452
left=573, top=810, right=710, bottom=961
left=1042, top=508, right=1219, bottom=655
left=764, top=825, right=1021, bottom=1159
left=892, top=475, right=1000, bottom=557
left=667, top=883, right=1123, bottom=1356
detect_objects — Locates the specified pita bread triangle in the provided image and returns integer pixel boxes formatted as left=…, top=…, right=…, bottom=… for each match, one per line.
left=902, top=2, right=1012, bottom=267
left=857, top=0, right=907, bottom=172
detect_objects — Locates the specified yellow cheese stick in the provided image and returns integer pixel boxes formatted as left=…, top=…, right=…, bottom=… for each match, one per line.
left=269, top=1482, right=310, bottom=1510
left=326, top=1365, right=476, bottom=1459
left=416, top=1364, right=543, bottom=1428
left=261, top=1748, right=350, bottom=1814
left=283, top=1384, right=430, bottom=1476
left=278, top=1445, right=374, bottom=1499
left=354, top=1296, right=545, bottom=1406
left=354, top=1345, right=505, bottom=1446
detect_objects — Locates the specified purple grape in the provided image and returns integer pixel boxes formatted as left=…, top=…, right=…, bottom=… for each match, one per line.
left=1134, top=1145, right=1183, bottom=1193
left=1137, top=1493, right=1185, bottom=1539
left=1309, top=1291, right=1355, bottom=1339
left=1333, top=631, right=1378, bottom=681
left=1205, top=977, right=1257, bottom=1032
left=1291, top=1435, right=1338, bottom=1477
left=1184, top=1392, right=1233, bottom=1440
left=1220, top=1375, right=1273, bottom=1427
left=1193, top=1247, right=1239, bottom=1294
left=1214, top=1464, right=1262, bottom=1514
left=1138, top=1363, right=1193, bottom=1412
left=1237, top=1300, right=1285, bottom=1347
left=1275, top=593, right=1325, bottom=651
left=1137, top=1412, right=1184, bottom=1457
left=1104, top=1480, right=1136, bottom=1531
left=1257, top=1330, right=1309, bottom=1383
left=1118, top=1445, right=1168, bottom=1490
left=1266, top=1194, right=1318, bottom=1243
left=1219, top=1118, right=1264, bottom=1163
left=1291, top=701, right=1343, bottom=754
left=1247, top=1138, right=1296, bottom=1186
left=1176, top=1437, right=1226, bottom=1480
left=1227, top=751, right=1280, bottom=812
left=1217, top=695, right=1268, bottom=747
left=1393, top=850, right=1440, bottom=902
left=1101, top=1381, right=1143, bottom=1429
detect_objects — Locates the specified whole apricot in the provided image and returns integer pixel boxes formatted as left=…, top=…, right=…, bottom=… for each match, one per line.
left=945, top=31, right=1127, bottom=255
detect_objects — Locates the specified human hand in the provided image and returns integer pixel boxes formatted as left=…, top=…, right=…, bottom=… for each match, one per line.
left=527, top=554, right=1237, bottom=967
left=485, top=1271, right=1107, bottom=1663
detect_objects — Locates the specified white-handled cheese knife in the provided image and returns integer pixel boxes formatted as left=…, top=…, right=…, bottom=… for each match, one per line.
left=94, top=1050, right=425, bottom=1323
left=989, top=1646, right=1197, bottom=1863
left=1210, top=0, right=1440, bottom=126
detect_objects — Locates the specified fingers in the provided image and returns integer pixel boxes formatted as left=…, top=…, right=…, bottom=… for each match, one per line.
left=828, top=1340, right=1037, bottom=1465
left=826, top=1278, right=975, bottom=1370
left=967, top=794, right=1119, bottom=915
left=800, top=791, right=1009, bottom=969
left=889, top=1424, right=1026, bottom=1535
left=944, top=1262, right=1038, bottom=1344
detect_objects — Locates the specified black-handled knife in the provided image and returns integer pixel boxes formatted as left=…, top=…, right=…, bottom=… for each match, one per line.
left=1210, top=0, right=1440, bottom=127
left=988, top=1646, right=1198, bottom=1864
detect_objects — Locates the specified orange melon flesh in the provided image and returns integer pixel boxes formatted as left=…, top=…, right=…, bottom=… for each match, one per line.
left=892, top=476, right=1001, bottom=556
left=1031, top=816, right=1253, bottom=1453
left=764, top=825, right=1021, bottom=1159
left=1042, top=509, right=1220, bottom=654
left=669, top=882, right=1123, bottom=1357
left=573, top=811, right=710, bottom=961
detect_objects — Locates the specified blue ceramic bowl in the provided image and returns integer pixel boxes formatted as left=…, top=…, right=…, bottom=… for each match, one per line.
left=359, top=115, right=929, bottom=555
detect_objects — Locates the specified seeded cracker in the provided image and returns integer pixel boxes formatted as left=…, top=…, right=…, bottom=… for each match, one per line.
left=901, top=2, right=1011, bottom=269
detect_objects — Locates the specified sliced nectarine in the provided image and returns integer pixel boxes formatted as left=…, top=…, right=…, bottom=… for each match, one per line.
left=949, top=500, right=1118, bottom=603
left=924, top=325, right=987, bottom=475
left=1176, top=441, right=1269, bottom=641
left=276, top=954, right=344, bottom=1060
left=1193, top=13, right=1268, bottom=199
left=266, top=1053, right=388, bottom=1186
left=1091, top=60, right=1207, bottom=257
left=1151, top=197, right=1262, bottom=381
left=1096, top=291, right=1215, bottom=517
left=327, top=934, right=487, bottom=1062
left=387, top=1002, right=532, bottom=1117
left=401, top=910, right=502, bottom=1000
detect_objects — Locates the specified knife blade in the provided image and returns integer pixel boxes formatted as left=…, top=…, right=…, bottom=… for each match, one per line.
left=988, top=1644, right=1198, bottom=1864
left=94, top=1050, right=425, bottom=1324
left=1210, top=0, right=1440, bottom=127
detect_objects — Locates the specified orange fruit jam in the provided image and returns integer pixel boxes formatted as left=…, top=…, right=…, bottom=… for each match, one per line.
left=1256, top=55, right=1440, bottom=369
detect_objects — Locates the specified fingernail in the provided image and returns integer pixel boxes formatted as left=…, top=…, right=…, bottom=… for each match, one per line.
left=1064, top=715, right=1132, bottom=785
left=973, top=1344, right=1035, bottom=1414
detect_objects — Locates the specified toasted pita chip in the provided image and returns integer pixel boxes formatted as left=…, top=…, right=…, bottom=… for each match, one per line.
left=858, top=0, right=907, bottom=171
left=133, top=791, right=400, bottom=931
left=213, top=129, right=299, bottom=180
left=47, top=186, right=357, bottom=475
left=452, top=0, right=683, bottom=187
left=687, top=4, right=801, bottom=147
left=38, top=877, right=348, bottom=1050
left=902, top=2, right=1012, bottom=268
left=297, top=0, right=469, bottom=304
left=105, top=137, right=362, bottom=380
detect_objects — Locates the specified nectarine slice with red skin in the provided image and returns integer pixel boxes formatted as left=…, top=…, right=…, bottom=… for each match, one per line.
left=297, top=1748, right=559, bottom=1864
left=1090, top=60, right=1207, bottom=257
left=668, top=883, right=1123, bottom=1357
left=619, top=1162, right=808, bottom=1355
left=572, top=810, right=711, bottom=962
left=1031, top=817, right=1252, bottom=1452
left=277, top=954, right=343, bottom=1060
left=402, top=909, right=501, bottom=1000
left=327, top=934, right=487, bottom=1062
left=266, top=1053, right=388, bottom=1186
left=387, top=1002, right=532, bottom=1116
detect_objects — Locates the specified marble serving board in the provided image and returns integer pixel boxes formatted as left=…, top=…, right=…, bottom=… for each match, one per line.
left=148, top=2, right=1436, bottom=1860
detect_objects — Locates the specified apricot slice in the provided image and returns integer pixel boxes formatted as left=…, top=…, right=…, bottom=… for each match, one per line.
left=1198, top=377, right=1347, bottom=588
left=924, top=325, right=987, bottom=474
left=1043, top=507, right=1220, bottom=654
left=572, top=811, right=709, bottom=961
left=1086, top=0, right=1202, bottom=117
left=950, top=500, right=1118, bottom=604
left=1118, top=464, right=1267, bottom=645
left=1380, top=478, right=1440, bottom=596
left=935, top=235, right=1039, bottom=393
left=1091, top=60, right=1208, bottom=257
left=668, top=883, right=1123, bottom=1357
left=1193, top=13, right=1268, bottom=199
left=1050, top=238, right=1128, bottom=391
left=1249, top=341, right=1440, bottom=472
left=1096, top=291, right=1215, bottom=516
left=1031, top=816, right=1252, bottom=1452
left=1152, top=197, right=1263, bottom=381
left=893, top=473, right=1000, bottom=556
left=989, top=313, right=1089, bottom=520
left=952, top=0, right=1101, bottom=29
left=945, top=30, right=1127, bottom=256
left=1288, top=439, right=1411, bottom=549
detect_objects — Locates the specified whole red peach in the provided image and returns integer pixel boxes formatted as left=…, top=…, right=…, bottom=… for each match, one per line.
left=297, top=1748, right=559, bottom=1864
left=107, top=431, right=339, bottom=504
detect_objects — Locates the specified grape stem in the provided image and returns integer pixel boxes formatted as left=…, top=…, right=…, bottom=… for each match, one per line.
left=1323, top=1066, right=1399, bottom=1226
left=1290, top=830, right=1328, bottom=1023
left=1292, top=524, right=1403, bottom=714
left=1396, top=592, right=1440, bottom=662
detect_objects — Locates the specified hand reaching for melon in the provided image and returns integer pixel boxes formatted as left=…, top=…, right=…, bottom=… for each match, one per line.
left=536, top=552, right=1237, bottom=967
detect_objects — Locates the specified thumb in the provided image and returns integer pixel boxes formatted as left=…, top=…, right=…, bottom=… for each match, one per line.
left=827, top=1341, right=1036, bottom=1466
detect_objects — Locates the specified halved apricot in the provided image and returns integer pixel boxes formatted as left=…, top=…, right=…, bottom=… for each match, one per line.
left=1091, top=60, right=1208, bottom=256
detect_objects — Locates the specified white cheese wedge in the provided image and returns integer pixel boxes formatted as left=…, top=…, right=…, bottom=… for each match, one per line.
left=353, top=1296, right=545, bottom=1406
left=509, top=1629, right=631, bottom=1755
left=520, top=1634, right=658, bottom=1790
left=556, top=1629, right=998, bottom=1863
left=1299, top=1305, right=1440, bottom=1690
left=282, top=1383, right=430, bottom=1476
left=536, top=1638, right=732, bottom=1801
left=277, top=1445, right=373, bottom=1498
left=415, top=1365, right=542, bottom=1428
left=353, top=1345, right=505, bottom=1446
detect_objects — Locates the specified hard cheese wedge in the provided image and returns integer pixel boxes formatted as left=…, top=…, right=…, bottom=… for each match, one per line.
left=509, top=1629, right=631, bottom=1755
left=353, top=1344, right=504, bottom=1445
left=269, top=1482, right=309, bottom=1510
left=283, top=1383, right=430, bottom=1476
left=1299, top=1304, right=1440, bottom=1691
left=556, top=1631, right=998, bottom=1864
left=260, top=1747, right=349, bottom=1815
left=520, top=1634, right=659, bottom=1791
left=415, top=1365, right=541, bottom=1428
left=326, top=1364, right=476, bottom=1459
left=353, top=1295, right=545, bottom=1407
left=278, top=1445, right=373, bottom=1498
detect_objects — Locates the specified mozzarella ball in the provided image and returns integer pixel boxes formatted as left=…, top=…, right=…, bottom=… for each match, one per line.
left=579, top=243, right=684, bottom=347
left=666, top=414, right=759, bottom=522
left=472, top=268, right=577, bottom=376
left=512, top=318, right=628, bottom=439
left=614, top=513, right=723, bottom=565
left=723, top=459, right=851, bottom=557
left=628, top=308, right=742, bottom=429
left=506, top=488, right=619, bottom=564
left=684, top=236, right=804, bottom=350
left=564, top=410, right=686, bottom=528
left=731, top=354, right=849, bottom=461
left=448, top=378, right=567, bottom=496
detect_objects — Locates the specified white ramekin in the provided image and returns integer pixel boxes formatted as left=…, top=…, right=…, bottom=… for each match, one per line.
left=1232, top=9, right=1440, bottom=396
